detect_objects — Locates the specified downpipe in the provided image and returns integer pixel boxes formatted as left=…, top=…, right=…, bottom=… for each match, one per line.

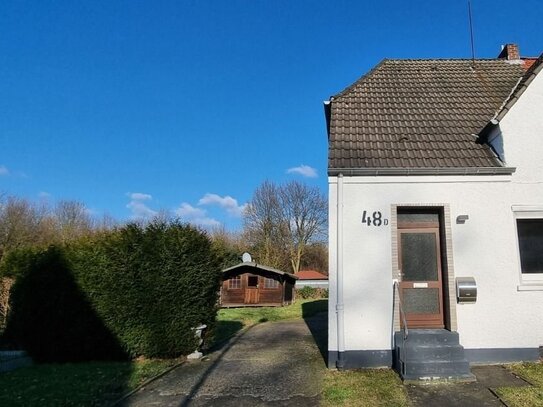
left=336, top=174, right=345, bottom=370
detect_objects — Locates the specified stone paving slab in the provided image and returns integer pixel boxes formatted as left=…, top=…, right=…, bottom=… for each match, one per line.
left=120, top=315, right=326, bottom=407
left=407, top=365, right=531, bottom=407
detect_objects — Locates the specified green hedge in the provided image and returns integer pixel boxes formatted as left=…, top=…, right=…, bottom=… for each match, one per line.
left=0, top=221, right=221, bottom=363
left=296, top=286, right=329, bottom=299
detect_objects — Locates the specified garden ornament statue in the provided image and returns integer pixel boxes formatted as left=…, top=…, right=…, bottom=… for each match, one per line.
left=187, top=324, right=207, bottom=360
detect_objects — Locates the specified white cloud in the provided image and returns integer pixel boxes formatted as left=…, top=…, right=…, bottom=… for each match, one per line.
left=286, top=164, right=318, bottom=178
left=38, top=191, right=52, bottom=199
left=198, top=193, right=247, bottom=217
left=0, top=165, right=9, bottom=176
left=127, top=200, right=157, bottom=219
left=174, top=202, right=220, bottom=227
left=128, top=192, right=153, bottom=201
left=126, top=192, right=157, bottom=219
left=174, top=203, right=206, bottom=218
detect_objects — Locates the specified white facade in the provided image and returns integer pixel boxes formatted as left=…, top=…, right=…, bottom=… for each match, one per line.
left=328, top=67, right=543, bottom=367
left=295, top=279, right=329, bottom=289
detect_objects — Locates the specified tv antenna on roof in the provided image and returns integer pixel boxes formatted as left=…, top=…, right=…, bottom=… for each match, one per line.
left=468, top=0, right=476, bottom=66
left=242, top=252, right=252, bottom=263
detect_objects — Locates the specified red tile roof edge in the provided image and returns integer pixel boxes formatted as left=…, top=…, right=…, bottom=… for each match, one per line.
left=297, top=270, right=329, bottom=280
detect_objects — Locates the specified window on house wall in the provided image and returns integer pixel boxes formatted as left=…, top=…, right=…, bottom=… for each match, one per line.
left=229, top=275, right=241, bottom=289
left=264, top=277, right=280, bottom=289
left=516, top=219, right=543, bottom=274
left=513, top=207, right=543, bottom=288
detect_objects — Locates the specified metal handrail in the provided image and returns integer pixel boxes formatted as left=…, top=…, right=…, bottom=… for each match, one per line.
left=394, top=280, right=408, bottom=376
left=394, top=280, right=408, bottom=339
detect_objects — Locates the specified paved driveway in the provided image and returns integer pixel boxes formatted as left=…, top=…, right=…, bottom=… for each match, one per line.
left=121, top=314, right=327, bottom=406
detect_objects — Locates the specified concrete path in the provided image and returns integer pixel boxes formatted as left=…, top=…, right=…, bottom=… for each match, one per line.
left=120, top=313, right=533, bottom=407
left=120, top=314, right=327, bottom=406
left=407, top=365, right=531, bottom=407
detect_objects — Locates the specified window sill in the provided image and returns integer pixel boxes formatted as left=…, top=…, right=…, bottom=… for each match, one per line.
left=517, top=284, right=543, bottom=291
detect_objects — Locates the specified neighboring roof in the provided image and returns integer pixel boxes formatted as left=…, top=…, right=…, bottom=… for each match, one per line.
left=297, top=270, right=328, bottom=280
left=522, top=58, right=538, bottom=70
left=327, top=59, right=526, bottom=175
left=222, top=262, right=298, bottom=280
left=491, top=53, right=543, bottom=123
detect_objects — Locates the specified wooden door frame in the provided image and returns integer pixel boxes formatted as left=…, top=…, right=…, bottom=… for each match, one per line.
left=244, top=274, right=260, bottom=304
left=398, top=227, right=445, bottom=329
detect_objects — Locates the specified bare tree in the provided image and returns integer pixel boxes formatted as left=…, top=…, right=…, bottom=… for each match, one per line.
left=0, top=277, right=14, bottom=329
left=54, top=200, right=93, bottom=242
left=278, top=181, right=327, bottom=274
left=243, top=181, right=288, bottom=269
left=0, top=196, right=43, bottom=258
left=243, top=180, right=327, bottom=274
left=209, top=226, right=247, bottom=269
left=0, top=195, right=106, bottom=260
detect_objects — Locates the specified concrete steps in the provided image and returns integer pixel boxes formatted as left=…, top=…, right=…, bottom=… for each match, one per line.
left=394, top=330, right=475, bottom=382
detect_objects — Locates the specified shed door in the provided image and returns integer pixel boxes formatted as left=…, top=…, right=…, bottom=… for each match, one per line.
left=399, top=228, right=444, bottom=328
left=244, top=275, right=260, bottom=304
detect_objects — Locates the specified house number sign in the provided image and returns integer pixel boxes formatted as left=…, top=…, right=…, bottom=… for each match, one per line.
left=361, top=210, right=389, bottom=226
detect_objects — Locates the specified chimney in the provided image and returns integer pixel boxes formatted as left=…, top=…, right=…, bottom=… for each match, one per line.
left=498, top=43, right=520, bottom=60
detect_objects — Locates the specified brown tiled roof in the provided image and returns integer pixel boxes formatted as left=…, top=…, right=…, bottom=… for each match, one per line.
left=297, top=270, right=328, bottom=280
left=327, top=59, right=526, bottom=174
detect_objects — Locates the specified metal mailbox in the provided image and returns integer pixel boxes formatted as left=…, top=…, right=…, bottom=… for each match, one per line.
left=456, top=277, right=477, bottom=303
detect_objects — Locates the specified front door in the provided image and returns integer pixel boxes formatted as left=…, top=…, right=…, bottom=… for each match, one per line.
left=398, top=227, right=444, bottom=328
left=244, top=275, right=260, bottom=304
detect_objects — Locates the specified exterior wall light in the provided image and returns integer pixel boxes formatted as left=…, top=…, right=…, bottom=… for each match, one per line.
left=456, top=215, right=469, bottom=224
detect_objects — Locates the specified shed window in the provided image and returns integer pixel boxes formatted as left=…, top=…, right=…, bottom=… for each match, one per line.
left=517, top=219, right=543, bottom=274
left=229, top=275, right=241, bottom=289
left=264, top=277, right=280, bottom=289
left=248, top=276, right=259, bottom=287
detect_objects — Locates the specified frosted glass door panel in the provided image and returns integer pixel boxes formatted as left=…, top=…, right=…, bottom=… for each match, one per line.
left=401, top=233, right=438, bottom=281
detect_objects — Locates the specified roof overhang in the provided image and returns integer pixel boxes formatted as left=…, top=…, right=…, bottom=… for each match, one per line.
left=222, top=262, right=298, bottom=280
left=328, top=167, right=516, bottom=176
left=323, top=100, right=331, bottom=139
left=479, top=53, right=543, bottom=143
left=491, top=53, right=543, bottom=124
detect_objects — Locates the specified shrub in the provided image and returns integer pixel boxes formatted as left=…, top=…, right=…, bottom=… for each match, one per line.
left=296, top=286, right=329, bottom=299
left=297, top=286, right=317, bottom=299
left=0, top=221, right=221, bottom=362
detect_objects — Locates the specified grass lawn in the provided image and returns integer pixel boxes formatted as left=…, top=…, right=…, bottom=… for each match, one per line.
left=322, top=368, right=408, bottom=407
left=212, top=298, right=328, bottom=345
left=0, top=358, right=178, bottom=407
left=495, top=362, right=543, bottom=407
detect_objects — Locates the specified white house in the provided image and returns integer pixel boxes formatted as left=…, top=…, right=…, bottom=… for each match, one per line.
left=325, top=44, right=543, bottom=380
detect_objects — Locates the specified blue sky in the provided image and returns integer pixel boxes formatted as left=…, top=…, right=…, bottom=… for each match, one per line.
left=1, top=1, right=542, bottom=230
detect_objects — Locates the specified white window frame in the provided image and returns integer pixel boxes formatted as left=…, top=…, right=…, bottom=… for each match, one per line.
left=512, top=205, right=543, bottom=290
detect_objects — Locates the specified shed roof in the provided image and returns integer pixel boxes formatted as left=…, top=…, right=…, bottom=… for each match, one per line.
left=222, top=262, right=298, bottom=280
left=326, top=58, right=527, bottom=174
left=297, top=270, right=328, bottom=280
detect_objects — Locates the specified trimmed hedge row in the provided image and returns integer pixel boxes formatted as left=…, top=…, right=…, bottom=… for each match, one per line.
left=296, top=286, right=329, bottom=299
left=0, top=221, right=221, bottom=363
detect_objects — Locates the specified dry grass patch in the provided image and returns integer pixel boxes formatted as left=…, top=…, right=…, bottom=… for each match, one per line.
left=495, top=362, right=543, bottom=407
left=322, top=368, right=408, bottom=407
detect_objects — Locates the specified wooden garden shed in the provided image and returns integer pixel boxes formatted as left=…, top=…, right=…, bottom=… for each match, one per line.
left=220, top=262, right=298, bottom=307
